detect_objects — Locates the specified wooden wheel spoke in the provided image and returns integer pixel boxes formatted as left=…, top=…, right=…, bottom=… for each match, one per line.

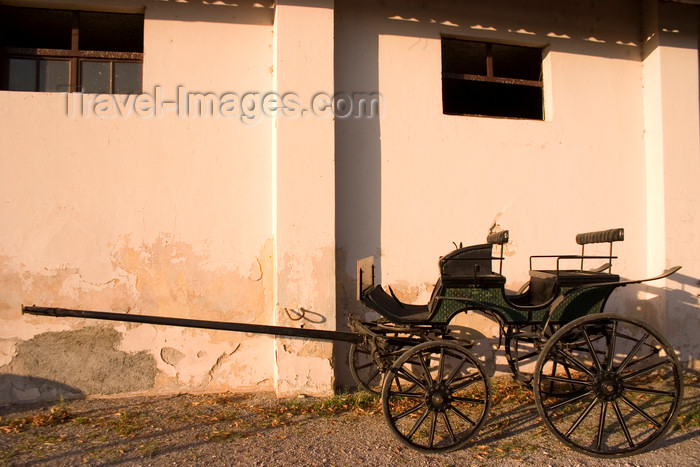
left=612, top=400, right=636, bottom=449
left=620, top=394, right=662, bottom=428
left=623, top=385, right=676, bottom=397
left=596, top=401, right=608, bottom=451
left=448, top=372, right=482, bottom=392
left=619, top=350, right=658, bottom=372
left=451, top=395, right=485, bottom=405
left=442, top=411, right=457, bottom=443
left=445, top=355, right=469, bottom=386
left=355, top=361, right=375, bottom=370
left=437, top=347, right=445, bottom=382
left=621, top=359, right=671, bottom=382
left=365, top=368, right=381, bottom=384
left=428, top=411, right=438, bottom=448
left=565, top=397, right=599, bottom=438
left=448, top=404, right=476, bottom=426
left=546, top=390, right=594, bottom=411
left=391, top=391, right=424, bottom=398
left=606, top=321, right=618, bottom=371
left=396, top=368, right=427, bottom=391
left=564, top=364, right=577, bottom=392
left=406, top=407, right=430, bottom=440
left=392, top=401, right=426, bottom=422
left=517, top=350, right=539, bottom=361
left=552, top=347, right=595, bottom=377
left=582, top=327, right=603, bottom=371
left=615, top=332, right=649, bottom=374
left=418, top=352, right=433, bottom=386
left=540, top=374, right=592, bottom=386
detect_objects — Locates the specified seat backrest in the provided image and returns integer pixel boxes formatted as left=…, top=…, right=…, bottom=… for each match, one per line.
left=487, top=230, right=509, bottom=245
left=440, top=244, right=493, bottom=279
left=576, top=228, right=624, bottom=245
left=575, top=228, right=624, bottom=272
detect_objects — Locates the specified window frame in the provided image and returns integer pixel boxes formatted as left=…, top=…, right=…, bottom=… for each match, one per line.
left=0, top=7, right=143, bottom=94
left=441, top=37, right=545, bottom=120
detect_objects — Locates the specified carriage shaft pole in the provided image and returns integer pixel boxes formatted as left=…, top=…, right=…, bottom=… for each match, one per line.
left=22, top=306, right=363, bottom=344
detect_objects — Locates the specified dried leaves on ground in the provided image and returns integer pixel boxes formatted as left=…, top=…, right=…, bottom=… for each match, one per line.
left=1, top=374, right=699, bottom=466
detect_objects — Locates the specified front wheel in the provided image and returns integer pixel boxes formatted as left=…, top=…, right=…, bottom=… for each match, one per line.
left=533, top=313, right=683, bottom=457
left=381, top=341, right=491, bottom=453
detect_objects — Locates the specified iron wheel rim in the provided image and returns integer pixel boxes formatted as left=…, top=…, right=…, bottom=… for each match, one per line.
left=533, top=313, right=683, bottom=457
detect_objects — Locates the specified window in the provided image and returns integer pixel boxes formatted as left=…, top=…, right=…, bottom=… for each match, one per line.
left=1, top=6, right=143, bottom=93
left=441, top=38, right=544, bottom=120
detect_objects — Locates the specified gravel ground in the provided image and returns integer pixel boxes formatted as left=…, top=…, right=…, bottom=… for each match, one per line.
left=1, top=374, right=698, bottom=466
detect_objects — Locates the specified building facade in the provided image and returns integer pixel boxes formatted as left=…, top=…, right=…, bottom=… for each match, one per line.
left=1, top=0, right=698, bottom=404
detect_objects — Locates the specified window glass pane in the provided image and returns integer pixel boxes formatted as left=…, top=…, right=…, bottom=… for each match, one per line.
left=81, top=61, right=111, bottom=93
left=39, top=60, right=70, bottom=92
left=79, top=12, right=144, bottom=52
left=113, top=62, right=142, bottom=94
left=442, top=39, right=486, bottom=76
left=493, top=44, right=542, bottom=81
left=0, top=7, right=72, bottom=49
left=443, top=79, right=543, bottom=120
left=7, top=58, right=36, bottom=91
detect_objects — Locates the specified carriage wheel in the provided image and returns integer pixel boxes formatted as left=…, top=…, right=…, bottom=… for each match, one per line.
left=349, top=342, right=383, bottom=393
left=505, top=324, right=548, bottom=385
left=381, top=341, right=490, bottom=453
left=534, top=313, right=683, bottom=457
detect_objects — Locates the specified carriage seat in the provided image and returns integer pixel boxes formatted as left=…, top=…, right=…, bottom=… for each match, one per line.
left=358, top=230, right=510, bottom=323
left=523, top=228, right=624, bottom=305
left=361, top=284, right=431, bottom=323
left=439, top=230, right=509, bottom=287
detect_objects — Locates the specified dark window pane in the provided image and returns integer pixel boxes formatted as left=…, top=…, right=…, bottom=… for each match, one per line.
left=39, top=60, right=70, bottom=92
left=0, top=7, right=72, bottom=49
left=113, top=62, right=142, bottom=94
left=7, top=58, right=36, bottom=91
left=81, top=61, right=111, bottom=93
left=442, top=79, right=543, bottom=120
left=79, top=12, right=144, bottom=52
left=492, top=44, right=542, bottom=81
left=442, top=38, right=486, bottom=76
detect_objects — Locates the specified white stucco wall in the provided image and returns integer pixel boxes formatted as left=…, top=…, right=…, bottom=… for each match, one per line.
left=0, top=0, right=278, bottom=403
left=335, top=0, right=699, bottom=373
left=1, top=0, right=698, bottom=404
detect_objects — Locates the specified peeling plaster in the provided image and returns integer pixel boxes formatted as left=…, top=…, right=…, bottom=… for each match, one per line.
left=0, top=327, right=157, bottom=403
left=161, top=347, right=186, bottom=366
left=0, top=339, right=18, bottom=367
left=1, top=235, right=276, bottom=399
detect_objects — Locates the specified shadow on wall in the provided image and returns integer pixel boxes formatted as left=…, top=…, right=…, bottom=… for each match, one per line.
left=333, top=0, right=382, bottom=389
left=665, top=272, right=700, bottom=367
left=0, top=375, right=84, bottom=406
left=147, top=0, right=275, bottom=25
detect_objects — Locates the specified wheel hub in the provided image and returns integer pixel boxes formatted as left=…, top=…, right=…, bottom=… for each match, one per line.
left=426, top=385, right=450, bottom=411
left=592, top=371, right=624, bottom=401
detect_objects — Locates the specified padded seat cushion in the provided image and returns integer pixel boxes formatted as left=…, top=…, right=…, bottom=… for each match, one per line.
left=361, top=285, right=431, bottom=324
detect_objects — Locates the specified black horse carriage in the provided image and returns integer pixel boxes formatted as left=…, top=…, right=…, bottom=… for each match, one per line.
left=350, top=227, right=682, bottom=456
left=23, top=227, right=683, bottom=458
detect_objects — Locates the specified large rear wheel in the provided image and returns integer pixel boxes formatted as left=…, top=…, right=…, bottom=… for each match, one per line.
left=534, top=313, right=683, bottom=457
